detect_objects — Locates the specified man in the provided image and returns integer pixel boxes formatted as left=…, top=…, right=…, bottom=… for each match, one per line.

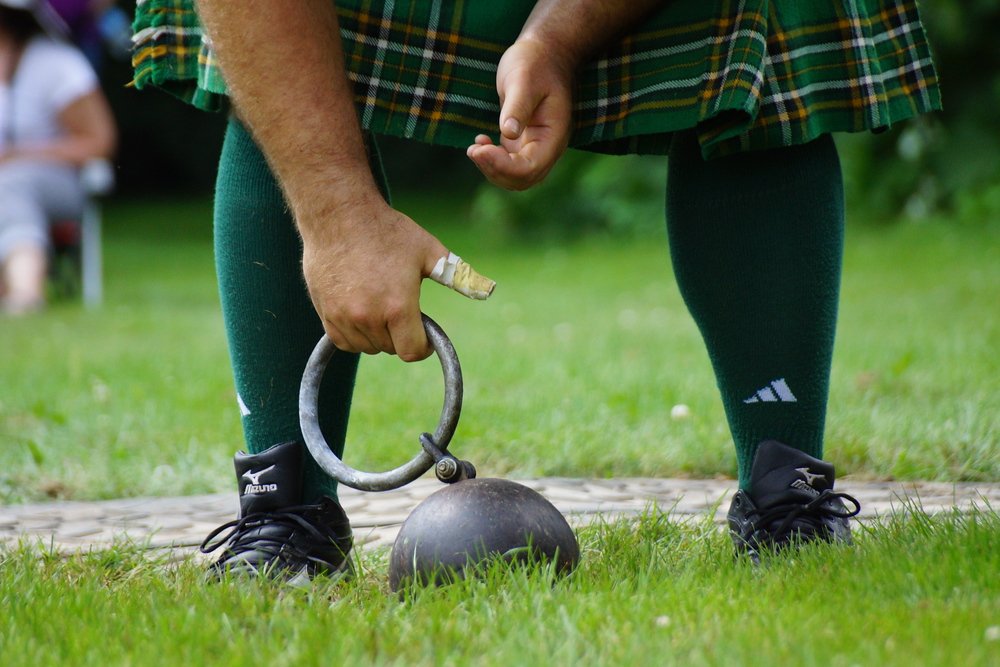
left=133, top=0, right=940, bottom=578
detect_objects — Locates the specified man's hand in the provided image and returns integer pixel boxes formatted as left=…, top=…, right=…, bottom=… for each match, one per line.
left=467, top=0, right=665, bottom=191
left=299, top=200, right=448, bottom=362
left=466, top=38, right=574, bottom=191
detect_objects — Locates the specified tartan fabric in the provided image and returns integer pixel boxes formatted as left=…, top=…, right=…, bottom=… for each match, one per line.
left=131, top=0, right=941, bottom=157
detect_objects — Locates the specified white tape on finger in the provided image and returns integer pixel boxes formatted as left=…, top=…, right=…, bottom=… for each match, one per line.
left=429, top=252, right=496, bottom=300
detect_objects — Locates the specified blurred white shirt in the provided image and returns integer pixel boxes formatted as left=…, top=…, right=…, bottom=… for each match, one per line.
left=0, top=35, right=97, bottom=153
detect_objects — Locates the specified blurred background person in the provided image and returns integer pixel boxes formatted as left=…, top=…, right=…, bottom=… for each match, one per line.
left=0, top=0, right=116, bottom=315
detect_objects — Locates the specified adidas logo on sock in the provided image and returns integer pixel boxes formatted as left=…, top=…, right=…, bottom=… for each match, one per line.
left=743, top=378, right=797, bottom=404
left=237, top=393, right=251, bottom=417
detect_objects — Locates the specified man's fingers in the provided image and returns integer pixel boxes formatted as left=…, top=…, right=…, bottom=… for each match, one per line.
left=467, top=142, right=543, bottom=190
left=387, top=308, right=432, bottom=362
left=468, top=147, right=522, bottom=189
left=321, top=309, right=433, bottom=360
left=322, top=317, right=381, bottom=355
left=467, top=143, right=509, bottom=176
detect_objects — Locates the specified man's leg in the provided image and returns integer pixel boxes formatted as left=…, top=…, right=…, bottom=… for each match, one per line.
left=666, top=132, right=844, bottom=486
left=214, top=117, right=361, bottom=503
left=666, top=133, right=858, bottom=558
left=205, top=118, right=389, bottom=579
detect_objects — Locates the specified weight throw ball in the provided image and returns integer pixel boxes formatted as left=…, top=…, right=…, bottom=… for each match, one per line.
left=388, top=477, right=579, bottom=590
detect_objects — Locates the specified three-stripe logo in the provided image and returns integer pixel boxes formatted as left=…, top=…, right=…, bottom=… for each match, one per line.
left=743, top=378, right=797, bottom=404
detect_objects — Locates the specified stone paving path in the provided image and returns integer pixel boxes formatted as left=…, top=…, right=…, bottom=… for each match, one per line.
left=2, top=478, right=997, bottom=559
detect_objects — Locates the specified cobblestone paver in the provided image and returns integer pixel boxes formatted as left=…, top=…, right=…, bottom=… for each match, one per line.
left=1, top=478, right=997, bottom=558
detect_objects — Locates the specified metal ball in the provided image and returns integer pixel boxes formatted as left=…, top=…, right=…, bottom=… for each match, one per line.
left=388, top=478, right=580, bottom=590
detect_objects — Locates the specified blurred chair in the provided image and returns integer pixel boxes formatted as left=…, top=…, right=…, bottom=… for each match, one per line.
left=49, top=158, right=115, bottom=306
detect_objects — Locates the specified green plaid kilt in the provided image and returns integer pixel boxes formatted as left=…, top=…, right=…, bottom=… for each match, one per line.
left=131, top=0, right=941, bottom=157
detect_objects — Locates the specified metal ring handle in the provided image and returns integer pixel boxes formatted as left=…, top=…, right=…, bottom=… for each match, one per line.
left=299, top=314, right=463, bottom=492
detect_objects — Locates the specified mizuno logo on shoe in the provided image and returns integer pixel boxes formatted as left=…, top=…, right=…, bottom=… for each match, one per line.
left=242, top=465, right=278, bottom=495
left=790, top=467, right=824, bottom=497
left=743, top=378, right=798, bottom=404
left=795, top=467, right=826, bottom=487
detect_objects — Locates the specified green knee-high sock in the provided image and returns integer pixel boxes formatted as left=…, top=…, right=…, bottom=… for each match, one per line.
left=666, top=132, right=845, bottom=489
left=213, top=118, right=390, bottom=503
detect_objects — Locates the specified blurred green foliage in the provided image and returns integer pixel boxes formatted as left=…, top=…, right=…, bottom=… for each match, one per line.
left=470, top=151, right=668, bottom=241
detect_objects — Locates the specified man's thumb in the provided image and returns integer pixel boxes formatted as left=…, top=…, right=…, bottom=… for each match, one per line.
left=499, top=78, right=544, bottom=140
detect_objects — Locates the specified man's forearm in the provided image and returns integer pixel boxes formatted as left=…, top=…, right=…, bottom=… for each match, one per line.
left=518, top=0, right=666, bottom=69
left=195, top=0, right=451, bottom=361
left=194, top=0, right=381, bottom=237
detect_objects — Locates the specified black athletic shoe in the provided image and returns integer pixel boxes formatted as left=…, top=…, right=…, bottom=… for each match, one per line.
left=201, top=440, right=353, bottom=583
left=727, top=440, right=861, bottom=563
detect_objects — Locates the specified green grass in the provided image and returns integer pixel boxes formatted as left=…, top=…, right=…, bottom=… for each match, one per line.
left=0, top=194, right=997, bottom=503
left=1, top=195, right=998, bottom=666
left=1, top=507, right=998, bottom=666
